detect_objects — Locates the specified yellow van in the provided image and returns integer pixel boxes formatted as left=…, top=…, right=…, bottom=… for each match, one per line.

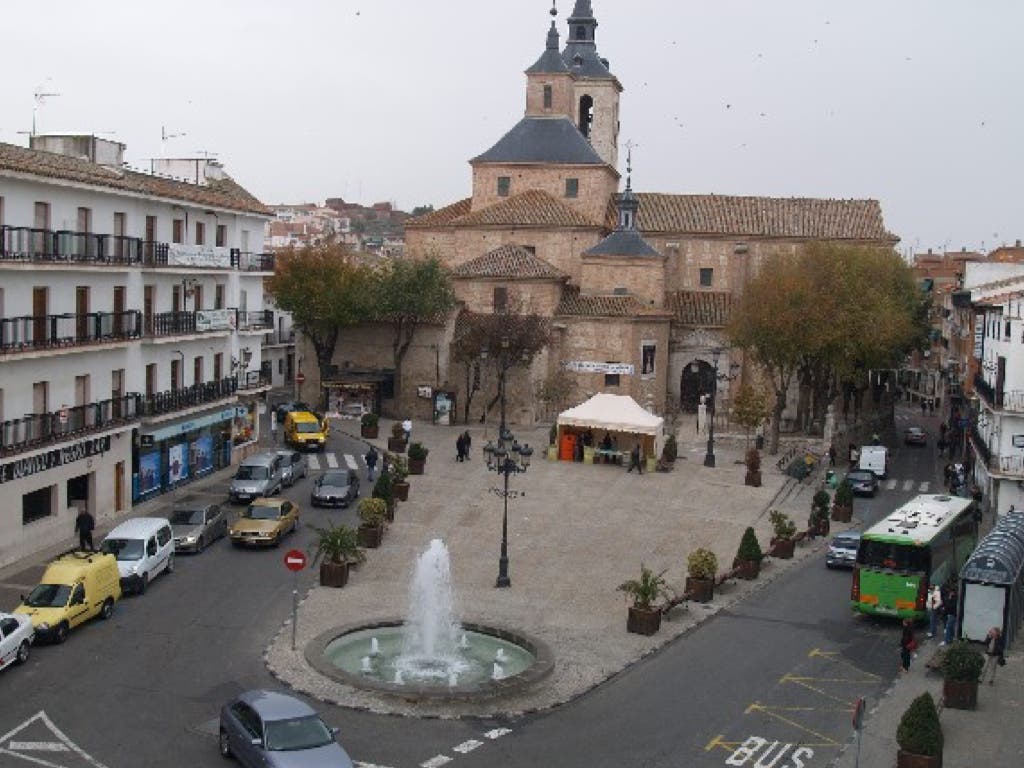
left=284, top=410, right=329, bottom=451
left=14, top=549, right=122, bottom=644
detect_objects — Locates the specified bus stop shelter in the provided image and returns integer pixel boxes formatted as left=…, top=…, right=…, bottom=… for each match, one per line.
left=960, top=525, right=1024, bottom=645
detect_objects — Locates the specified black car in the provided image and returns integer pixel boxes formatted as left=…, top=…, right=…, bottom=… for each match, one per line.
left=310, top=470, right=359, bottom=508
left=846, top=469, right=878, bottom=497
left=274, top=401, right=313, bottom=424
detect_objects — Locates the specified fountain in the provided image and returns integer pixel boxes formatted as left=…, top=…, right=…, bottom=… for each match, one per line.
left=311, top=538, right=552, bottom=700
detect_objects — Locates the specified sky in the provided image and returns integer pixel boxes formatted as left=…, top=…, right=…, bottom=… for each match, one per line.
left=1, top=0, right=1021, bottom=255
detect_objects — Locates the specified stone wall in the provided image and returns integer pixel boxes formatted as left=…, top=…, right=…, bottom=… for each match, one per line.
left=470, top=164, right=616, bottom=225
left=580, top=254, right=667, bottom=307
left=454, top=279, right=564, bottom=316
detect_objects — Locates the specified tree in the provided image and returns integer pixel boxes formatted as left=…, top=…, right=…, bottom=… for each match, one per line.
left=265, top=244, right=371, bottom=398
left=535, top=368, right=575, bottom=421
left=732, top=381, right=771, bottom=450
left=372, top=258, right=456, bottom=409
left=410, top=205, right=435, bottom=217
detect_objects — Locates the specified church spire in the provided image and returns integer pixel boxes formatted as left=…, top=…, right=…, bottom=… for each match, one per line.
left=617, top=141, right=639, bottom=230
left=562, top=0, right=611, bottom=77
left=526, top=2, right=569, bottom=74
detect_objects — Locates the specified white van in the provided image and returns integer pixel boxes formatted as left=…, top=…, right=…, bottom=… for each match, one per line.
left=858, top=445, right=889, bottom=478
left=100, top=518, right=175, bottom=595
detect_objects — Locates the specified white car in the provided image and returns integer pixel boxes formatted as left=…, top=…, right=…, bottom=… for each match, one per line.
left=0, top=611, right=34, bottom=671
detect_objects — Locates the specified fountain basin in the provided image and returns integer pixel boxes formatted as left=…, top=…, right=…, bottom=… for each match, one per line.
left=306, top=619, right=554, bottom=701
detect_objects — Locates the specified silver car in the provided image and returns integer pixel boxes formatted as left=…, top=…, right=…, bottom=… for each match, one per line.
left=219, top=690, right=353, bottom=768
left=275, top=450, right=308, bottom=488
left=310, top=470, right=359, bottom=508
left=826, top=530, right=862, bottom=569
left=168, top=501, right=227, bottom=553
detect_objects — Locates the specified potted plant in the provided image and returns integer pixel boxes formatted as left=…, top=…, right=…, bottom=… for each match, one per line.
left=661, top=435, right=678, bottom=463
left=360, top=412, right=379, bottom=440
left=744, top=448, right=762, bottom=487
left=769, top=510, right=797, bottom=559
left=896, top=692, right=943, bottom=768
left=809, top=490, right=831, bottom=537
left=309, top=522, right=364, bottom=587
left=617, top=564, right=669, bottom=636
left=832, top=478, right=854, bottom=522
left=372, top=471, right=397, bottom=521
left=389, top=454, right=410, bottom=503
left=387, top=421, right=407, bottom=453
left=407, top=442, right=429, bottom=475
left=941, top=640, right=985, bottom=710
left=356, top=498, right=387, bottom=549
left=734, top=526, right=763, bottom=579
left=686, top=548, right=718, bottom=603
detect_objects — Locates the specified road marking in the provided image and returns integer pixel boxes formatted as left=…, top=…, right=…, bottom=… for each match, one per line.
left=903, top=479, right=914, bottom=491
left=345, top=453, right=358, bottom=470
left=354, top=763, right=397, bottom=768
left=0, top=711, right=110, bottom=768
left=919, top=481, right=931, bottom=492
left=885, top=479, right=897, bottom=490
left=809, top=649, right=882, bottom=680
left=326, top=453, right=339, bottom=468
left=745, top=703, right=839, bottom=746
left=308, top=455, right=321, bottom=471
left=483, top=728, right=512, bottom=739
left=780, top=673, right=858, bottom=706
left=451, top=740, right=483, bottom=754
left=420, top=757, right=452, bottom=768
left=704, top=734, right=743, bottom=753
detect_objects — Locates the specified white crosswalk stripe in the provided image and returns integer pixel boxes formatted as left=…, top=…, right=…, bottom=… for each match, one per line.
left=308, top=455, right=321, bottom=471
left=886, top=479, right=898, bottom=490
left=919, top=481, right=930, bottom=492
left=326, top=453, right=339, bottom=468
left=345, top=453, right=359, bottom=470
left=903, top=479, right=915, bottom=491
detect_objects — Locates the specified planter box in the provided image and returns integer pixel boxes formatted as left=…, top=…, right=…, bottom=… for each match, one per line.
left=387, top=437, right=407, bottom=453
left=393, top=481, right=410, bottom=502
left=547, top=445, right=558, bottom=461
left=685, top=576, right=714, bottom=603
left=408, top=458, right=425, bottom=475
left=360, top=425, right=379, bottom=439
left=357, top=525, right=383, bottom=549
left=744, top=470, right=762, bottom=487
left=319, top=561, right=350, bottom=588
left=734, top=558, right=761, bottom=580
left=897, top=749, right=942, bottom=768
left=943, top=678, right=978, bottom=710
left=626, top=606, right=662, bottom=636
left=831, top=504, right=853, bottom=523
left=771, top=538, right=796, bottom=559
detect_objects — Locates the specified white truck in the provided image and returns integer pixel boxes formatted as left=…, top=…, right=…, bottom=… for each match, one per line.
left=858, top=444, right=889, bottom=478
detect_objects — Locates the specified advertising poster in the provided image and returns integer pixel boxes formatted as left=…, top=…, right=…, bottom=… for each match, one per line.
left=139, top=452, right=161, bottom=494
left=168, top=442, right=189, bottom=484
left=192, top=433, right=214, bottom=475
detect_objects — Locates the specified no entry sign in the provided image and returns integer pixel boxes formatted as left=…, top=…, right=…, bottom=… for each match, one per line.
left=296, top=372, right=306, bottom=385
left=284, top=549, right=307, bottom=572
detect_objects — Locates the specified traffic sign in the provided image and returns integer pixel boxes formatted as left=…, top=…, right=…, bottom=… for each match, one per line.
left=284, top=549, right=307, bottom=572
left=58, top=407, right=68, bottom=425
left=852, top=696, right=866, bottom=730
left=296, top=372, right=306, bottom=385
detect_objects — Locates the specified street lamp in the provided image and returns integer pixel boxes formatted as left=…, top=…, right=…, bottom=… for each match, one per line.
left=704, top=348, right=723, bottom=467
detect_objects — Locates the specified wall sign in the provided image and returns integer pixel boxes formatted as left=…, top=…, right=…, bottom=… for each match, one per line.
left=196, top=309, right=235, bottom=331
left=1013, top=435, right=1024, bottom=449
left=563, top=361, right=635, bottom=375
left=0, top=436, right=111, bottom=484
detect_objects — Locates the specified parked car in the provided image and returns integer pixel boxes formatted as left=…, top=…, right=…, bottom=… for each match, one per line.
left=275, top=450, right=309, bottom=487
left=168, top=500, right=228, bottom=553
left=846, top=469, right=879, bottom=497
left=310, top=470, right=359, bottom=508
left=274, top=401, right=311, bottom=424
left=0, top=612, right=34, bottom=671
left=100, top=517, right=175, bottom=595
left=826, top=530, right=862, bottom=569
left=219, top=690, right=353, bottom=768
left=339, top=402, right=369, bottom=420
left=229, top=498, right=299, bottom=547
left=904, top=426, right=927, bottom=446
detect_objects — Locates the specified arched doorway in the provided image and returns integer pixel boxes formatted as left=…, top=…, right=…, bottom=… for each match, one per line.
left=680, top=360, right=716, bottom=413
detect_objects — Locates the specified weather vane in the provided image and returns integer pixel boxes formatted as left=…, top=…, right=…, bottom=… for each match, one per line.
left=550, top=2, right=557, bottom=17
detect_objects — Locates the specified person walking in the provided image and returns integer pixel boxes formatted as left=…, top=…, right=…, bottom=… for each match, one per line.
left=401, top=418, right=412, bottom=442
left=899, top=618, right=917, bottom=674
left=365, top=445, right=379, bottom=481
left=926, top=584, right=943, bottom=638
left=462, top=430, right=472, bottom=459
left=828, top=444, right=836, bottom=468
left=627, top=443, right=643, bottom=474
left=74, top=508, right=95, bottom=551
left=941, top=580, right=959, bottom=645
left=455, top=433, right=466, bottom=462
left=982, top=626, right=1005, bottom=685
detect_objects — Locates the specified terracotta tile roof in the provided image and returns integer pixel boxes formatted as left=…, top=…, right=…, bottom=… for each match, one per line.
left=451, top=244, right=567, bottom=280
left=407, top=190, right=601, bottom=230
left=556, top=286, right=671, bottom=318
left=667, top=290, right=734, bottom=327
left=627, top=193, right=897, bottom=242
left=0, top=141, right=271, bottom=216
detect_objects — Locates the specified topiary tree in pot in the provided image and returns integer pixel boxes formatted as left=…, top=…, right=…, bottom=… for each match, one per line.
left=407, top=442, right=429, bottom=474
left=686, top=548, right=718, bottom=603
left=662, top=435, right=678, bottom=463
left=896, top=692, right=943, bottom=768
left=388, top=454, right=410, bottom=503
left=809, top=490, right=831, bottom=537
left=769, top=509, right=797, bottom=559
left=388, top=421, right=407, bottom=452
left=360, top=412, right=379, bottom=439
left=356, top=497, right=387, bottom=548
left=832, top=478, right=854, bottom=522
left=941, top=640, right=985, bottom=710
left=734, top=527, right=763, bottom=579
left=371, top=471, right=396, bottom=520
left=618, top=564, right=670, bottom=636
left=744, top=448, right=762, bottom=487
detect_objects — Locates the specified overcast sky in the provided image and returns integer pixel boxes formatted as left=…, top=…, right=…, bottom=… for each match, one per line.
left=2, top=1, right=1021, bottom=254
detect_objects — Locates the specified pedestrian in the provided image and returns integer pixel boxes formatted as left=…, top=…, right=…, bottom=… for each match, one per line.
left=455, top=433, right=466, bottom=462
left=926, top=584, right=943, bottom=638
left=937, top=435, right=947, bottom=457
left=940, top=421, right=948, bottom=437
left=943, top=463, right=953, bottom=488
left=942, top=581, right=959, bottom=645
left=828, top=444, right=836, bottom=467
left=365, top=445, right=379, bottom=481
left=401, top=418, right=412, bottom=442
left=462, top=430, right=472, bottom=459
left=982, top=626, right=1005, bottom=685
left=899, top=618, right=917, bottom=674
left=921, top=399, right=927, bottom=416
left=74, top=508, right=95, bottom=551
left=1008, top=504, right=1017, bottom=516
left=928, top=398, right=935, bottom=415
left=627, top=443, right=643, bottom=474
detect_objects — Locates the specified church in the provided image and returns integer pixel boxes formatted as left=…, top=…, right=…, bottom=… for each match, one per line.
left=318, top=1, right=898, bottom=426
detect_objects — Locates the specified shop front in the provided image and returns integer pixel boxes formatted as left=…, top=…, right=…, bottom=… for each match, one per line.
left=322, top=369, right=394, bottom=417
left=135, top=407, right=235, bottom=502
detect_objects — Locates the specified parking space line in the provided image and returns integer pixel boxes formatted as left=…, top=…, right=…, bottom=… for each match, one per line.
left=483, top=728, right=512, bottom=739
left=704, top=734, right=742, bottom=753
left=745, top=703, right=840, bottom=746
left=885, top=479, right=898, bottom=490
left=780, top=673, right=858, bottom=706
left=451, top=740, right=483, bottom=754
left=420, top=756, right=452, bottom=768
left=919, top=481, right=931, bottom=492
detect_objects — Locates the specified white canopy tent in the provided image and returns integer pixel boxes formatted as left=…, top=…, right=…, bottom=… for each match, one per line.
left=556, top=394, right=664, bottom=462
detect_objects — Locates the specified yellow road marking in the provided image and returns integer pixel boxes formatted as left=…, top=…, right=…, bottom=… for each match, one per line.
left=809, top=648, right=882, bottom=680
left=781, top=674, right=857, bottom=706
left=746, top=703, right=840, bottom=746
left=704, top=734, right=742, bottom=753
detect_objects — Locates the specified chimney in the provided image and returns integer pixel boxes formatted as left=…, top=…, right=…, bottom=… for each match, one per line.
left=927, top=248, right=932, bottom=255
left=1017, top=239, right=1022, bottom=248
left=30, top=134, right=126, bottom=167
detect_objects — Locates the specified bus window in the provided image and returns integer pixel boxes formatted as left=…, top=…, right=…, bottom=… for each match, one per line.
left=858, top=541, right=930, bottom=573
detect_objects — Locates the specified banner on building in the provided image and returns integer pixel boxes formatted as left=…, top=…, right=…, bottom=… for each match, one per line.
left=974, top=315, right=984, bottom=360
left=196, top=309, right=235, bottom=332
left=0, top=436, right=111, bottom=484
left=563, top=361, right=635, bottom=375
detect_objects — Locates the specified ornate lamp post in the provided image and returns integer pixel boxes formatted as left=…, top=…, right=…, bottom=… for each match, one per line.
left=704, top=348, right=722, bottom=467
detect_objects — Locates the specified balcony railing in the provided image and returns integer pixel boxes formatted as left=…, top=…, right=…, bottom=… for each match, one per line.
left=142, top=377, right=238, bottom=417
left=970, top=422, right=993, bottom=467
left=145, top=311, right=197, bottom=337
left=0, top=225, right=168, bottom=266
left=231, top=250, right=275, bottom=271
left=1, top=311, right=141, bottom=352
left=0, top=394, right=142, bottom=457
left=264, top=330, right=296, bottom=346
left=236, top=310, right=273, bottom=330
left=971, top=373, right=1024, bottom=413
left=237, top=371, right=271, bottom=391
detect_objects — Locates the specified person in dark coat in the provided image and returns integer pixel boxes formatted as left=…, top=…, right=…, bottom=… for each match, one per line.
left=899, top=618, right=916, bottom=674
left=462, top=431, right=472, bottom=459
left=828, top=444, right=837, bottom=467
left=627, top=443, right=644, bottom=474
left=74, top=509, right=95, bottom=551
left=365, top=445, right=379, bottom=481
left=455, top=433, right=466, bottom=462
left=941, top=580, right=959, bottom=645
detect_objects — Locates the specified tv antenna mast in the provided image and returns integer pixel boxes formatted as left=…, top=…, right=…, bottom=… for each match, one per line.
left=32, top=84, right=61, bottom=136
left=161, top=125, right=187, bottom=157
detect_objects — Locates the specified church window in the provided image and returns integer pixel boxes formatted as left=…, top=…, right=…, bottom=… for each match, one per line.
left=565, top=178, right=579, bottom=198
left=497, top=176, right=511, bottom=197
left=543, top=85, right=552, bottom=110
left=493, top=286, right=508, bottom=314
left=576, top=25, right=586, bottom=40
left=641, top=342, right=656, bottom=378
left=578, top=95, right=594, bottom=138
left=699, top=268, right=714, bottom=287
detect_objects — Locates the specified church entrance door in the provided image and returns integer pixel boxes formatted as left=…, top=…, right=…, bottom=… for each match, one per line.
left=680, top=360, right=716, bottom=413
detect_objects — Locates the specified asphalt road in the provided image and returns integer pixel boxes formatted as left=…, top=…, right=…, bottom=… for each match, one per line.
left=0, top=409, right=944, bottom=768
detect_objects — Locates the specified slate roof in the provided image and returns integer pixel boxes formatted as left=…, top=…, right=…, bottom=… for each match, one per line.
left=556, top=286, right=672, bottom=319
left=407, top=190, right=602, bottom=229
left=630, top=193, right=897, bottom=242
left=667, top=291, right=734, bottom=327
left=472, top=117, right=605, bottom=165
left=0, top=141, right=272, bottom=217
left=451, top=244, right=567, bottom=280
left=526, top=22, right=570, bottom=75
left=584, top=229, right=661, bottom=258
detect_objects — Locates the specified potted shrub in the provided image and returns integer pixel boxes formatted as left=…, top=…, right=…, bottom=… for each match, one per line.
left=407, top=442, right=429, bottom=475
left=896, top=692, right=943, bottom=768
left=617, top=564, right=669, bottom=636
left=734, top=526, right=763, bottom=579
left=769, top=510, right=797, bottom=559
left=686, top=548, right=718, bottom=603
left=832, top=478, right=854, bottom=522
left=809, top=490, right=831, bottom=537
left=309, top=522, right=364, bottom=587
left=941, top=640, right=985, bottom=710
left=744, top=448, right=762, bottom=487
left=387, top=421, right=407, bottom=452
left=661, top=435, right=678, bottom=463
left=372, top=471, right=397, bottom=520
left=360, top=412, right=379, bottom=440
left=356, top=498, right=387, bottom=549
left=389, top=454, right=410, bottom=503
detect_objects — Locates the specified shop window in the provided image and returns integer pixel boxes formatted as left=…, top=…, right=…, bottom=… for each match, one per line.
left=641, top=342, right=656, bottom=378
left=497, top=176, right=511, bottom=197
left=605, top=363, right=621, bottom=387
left=700, top=268, right=714, bottom=287
left=22, top=486, right=54, bottom=525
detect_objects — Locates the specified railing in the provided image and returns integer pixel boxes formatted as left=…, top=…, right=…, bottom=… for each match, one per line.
left=145, top=311, right=196, bottom=337
left=237, top=371, right=271, bottom=391
left=973, top=374, right=999, bottom=409
left=1, top=311, right=141, bottom=352
left=998, top=455, right=1024, bottom=477
left=142, top=377, right=237, bottom=417
left=0, top=394, right=142, bottom=457
left=231, top=250, right=275, bottom=271
left=0, top=225, right=166, bottom=266
left=970, top=422, right=993, bottom=467
left=236, top=310, right=273, bottom=330
left=263, top=330, right=295, bottom=345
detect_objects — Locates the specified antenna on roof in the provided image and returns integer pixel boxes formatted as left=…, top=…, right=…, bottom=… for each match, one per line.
left=161, top=125, right=187, bottom=157
left=32, top=83, right=61, bottom=136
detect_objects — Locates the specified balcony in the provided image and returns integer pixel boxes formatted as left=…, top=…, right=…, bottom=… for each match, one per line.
left=1, top=311, right=141, bottom=353
left=142, top=377, right=237, bottom=418
left=263, top=329, right=296, bottom=346
left=970, top=422, right=993, bottom=467
left=236, top=310, right=274, bottom=331
left=0, top=394, right=142, bottom=458
left=972, top=373, right=1024, bottom=413
left=231, top=250, right=275, bottom=272
left=0, top=225, right=167, bottom=266
left=237, top=371, right=271, bottom=392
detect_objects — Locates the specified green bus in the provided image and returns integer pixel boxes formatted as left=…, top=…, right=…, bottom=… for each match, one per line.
left=851, top=494, right=979, bottom=620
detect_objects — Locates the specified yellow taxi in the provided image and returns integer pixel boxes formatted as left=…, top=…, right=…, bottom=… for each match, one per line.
left=229, top=498, right=299, bottom=547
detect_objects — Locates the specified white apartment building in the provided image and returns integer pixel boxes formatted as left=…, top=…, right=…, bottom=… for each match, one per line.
left=0, top=134, right=273, bottom=567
